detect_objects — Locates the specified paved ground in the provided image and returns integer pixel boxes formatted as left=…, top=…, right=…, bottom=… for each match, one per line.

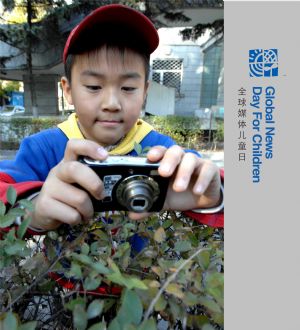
left=0, top=149, right=224, bottom=167
left=0, top=150, right=16, bottom=161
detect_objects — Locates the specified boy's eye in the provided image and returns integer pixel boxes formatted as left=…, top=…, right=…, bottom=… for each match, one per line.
left=122, top=86, right=136, bottom=92
left=86, top=85, right=101, bottom=91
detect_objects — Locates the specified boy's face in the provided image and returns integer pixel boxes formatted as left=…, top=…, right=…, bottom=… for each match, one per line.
left=61, top=47, right=149, bottom=146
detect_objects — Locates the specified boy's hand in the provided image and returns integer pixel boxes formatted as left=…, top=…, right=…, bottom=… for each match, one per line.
left=129, top=145, right=221, bottom=220
left=30, top=139, right=108, bottom=231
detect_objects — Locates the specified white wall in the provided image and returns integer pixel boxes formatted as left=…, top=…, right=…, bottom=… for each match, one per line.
left=145, top=81, right=175, bottom=116
left=151, top=28, right=209, bottom=116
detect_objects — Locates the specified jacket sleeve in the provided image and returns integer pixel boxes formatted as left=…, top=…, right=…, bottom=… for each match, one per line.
left=183, top=168, right=224, bottom=228
left=0, top=172, right=44, bottom=236
left=0, top=172, right=43, bottom=204
left=0, top=131, right=65, bottom=235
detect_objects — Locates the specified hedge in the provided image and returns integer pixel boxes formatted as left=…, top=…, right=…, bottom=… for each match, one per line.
left=0, top=115, right=223, bottom=150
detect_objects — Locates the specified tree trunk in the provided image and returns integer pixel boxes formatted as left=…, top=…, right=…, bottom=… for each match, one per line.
left=26, top=0, right=38, bottom=117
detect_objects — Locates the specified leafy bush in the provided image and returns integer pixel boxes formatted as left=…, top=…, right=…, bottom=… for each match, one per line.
left=0, top=115, right=224, bottom=150
left=0, top=117, right=63, bottom=149
left=145, top=115, right=205, bottom=149
left=0, top=187, right=224, bottom=329
left=213, top=120, right=224, bottom=144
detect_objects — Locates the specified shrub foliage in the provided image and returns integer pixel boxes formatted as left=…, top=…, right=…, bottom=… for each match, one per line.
left=0, top=115, right=223, bottom=150
left=0, top=187, right=224, bottom=329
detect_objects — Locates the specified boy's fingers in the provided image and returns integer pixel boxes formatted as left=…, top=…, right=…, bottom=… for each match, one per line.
left=193, top=160, right=220, bottom=195
left=157, top=145, right=184, bottom=177
left=43, top=180, right=94, bottom=220
left=64, top=139, right=108, bottom=162
left=54, top=161, right=104, bottom=199
left=172, top=152, right=198, bottom=192
left=128, top=212, right=152, bottom=220
left=147, top=146, right=167, bottom=162
left=33, top=197, right=83, bottom=229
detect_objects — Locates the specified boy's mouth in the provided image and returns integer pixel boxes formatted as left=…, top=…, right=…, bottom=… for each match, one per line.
left=96, top=119, right=123, bottom=127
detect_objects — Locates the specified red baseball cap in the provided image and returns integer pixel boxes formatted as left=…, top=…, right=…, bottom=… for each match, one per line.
left=63, top=4, right=159, bottom=63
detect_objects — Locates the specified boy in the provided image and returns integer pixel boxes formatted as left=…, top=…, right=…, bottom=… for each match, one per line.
left=0, top=4, right=223, bottom=233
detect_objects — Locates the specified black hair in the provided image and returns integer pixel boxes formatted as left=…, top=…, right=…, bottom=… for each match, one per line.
left=64, top=46, right=150, bottom=83
left=64, top=23, right=150, bottom=83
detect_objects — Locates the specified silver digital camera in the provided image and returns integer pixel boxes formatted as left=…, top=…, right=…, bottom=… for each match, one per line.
left=80, top=156, right=169, bottom=213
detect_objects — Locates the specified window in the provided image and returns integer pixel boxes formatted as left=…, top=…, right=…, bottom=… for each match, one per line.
left=200, top=42, right=223, bottom=108
left=152, top=59, right=183, bottom=95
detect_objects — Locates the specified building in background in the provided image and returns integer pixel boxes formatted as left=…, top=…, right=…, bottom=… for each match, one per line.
left=0, top=6, right=223, bottom=117
left=148, top=27, right=223, bottom=117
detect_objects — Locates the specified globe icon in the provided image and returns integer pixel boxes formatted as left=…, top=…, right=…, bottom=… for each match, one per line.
left=264, top=49, right=277, bottom=63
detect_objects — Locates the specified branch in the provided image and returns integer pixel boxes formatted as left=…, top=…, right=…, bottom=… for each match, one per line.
left=1, top=226, right=90, bottom=314
left=1, top=252, right=64, bottom=314
left=143, top=246, right=204, bottom=320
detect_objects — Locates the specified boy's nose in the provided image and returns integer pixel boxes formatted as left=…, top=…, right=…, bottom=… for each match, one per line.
left=101, top=89, right=121, bottom=111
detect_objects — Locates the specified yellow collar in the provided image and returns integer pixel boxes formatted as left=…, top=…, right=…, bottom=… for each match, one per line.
left=57, top=113, right=153, bottom=155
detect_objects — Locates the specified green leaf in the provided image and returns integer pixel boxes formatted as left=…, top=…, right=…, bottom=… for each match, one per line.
left=198, top=249, right=211, bottom=270
left=73, top=304, right=88, bottom=330
left=68, top=262, right=82, bottom=279
left=169, top=298, right=183, bottom=321
left=187, top=315, right=211, bottom=329
left=174, top=240, right=192, bottom=252
left=71, top=253, right=93, bottom=266
left=137, top=318, right=157, bottom=330
left=107, top=272, right=147, bottom=290
left=0, top=214, right=16, bottom=228
left=141, top=146, right=151, bottom=155
left=206, top=286, right=223, bottom=307
left=7, top=208, right=26, bottom=217
left=162, top=218, right=173, bottom=229
left=165, top=283, right=184, bottom=299
left=84, top=276, right=101, bottom=291
left=18, top=199, right=34, bottom=212
left=17, top=321, right=38, bottom=330
left=81, top=242, right=90, bottom=255
left=6, top=186, right=17, bottom=205
left=117, top=289, right=143, bottom=326
left=154, top=295, right=167, bottom=311
left=198, top=296, right=222, bottom=314
left=108, top=318, right=121, bottom=330
left=5, top=227, right=16, bottom=242
left=134, top=142, right=142, bottom=155
left=37, top=278, right=56, bottom=292
left=92, top=262, right=111, bottom=275
left=125, top=277, right=148, bottom=290
left=107, top=272, right=125, bottom=286
left=202, top=324, right=216, bottom=330
left=87, top=300, right=104, bottom=319
left=2, top=312, right=18, bottom=330
left=206, top=272, right=224, bottom=289
left=88, top=321, right=107, bottom=330
left=187, top=232, right=199, bottom=246
left=17, top=217, right=31, bottom=239
left=154, top=227, right=166, bottom=243
left=0, top=201, right=6, bottom=216
left=4, top=240, right=26, bottom=255
left=182, top=292, right=199, bottom=306
left=65, top=297, right=86, bottom=311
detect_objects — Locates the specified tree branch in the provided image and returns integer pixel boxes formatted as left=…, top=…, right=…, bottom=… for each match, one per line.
left=143, top=246, right=204, bottom=320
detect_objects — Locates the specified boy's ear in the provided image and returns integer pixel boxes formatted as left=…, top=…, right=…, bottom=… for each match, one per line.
left=61, top=76, right=73, bottom=105
left=144, top=80, right=150, bottom=100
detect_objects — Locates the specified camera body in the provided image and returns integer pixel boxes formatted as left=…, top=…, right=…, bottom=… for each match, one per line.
left=80, top=156, right=169, bottom=213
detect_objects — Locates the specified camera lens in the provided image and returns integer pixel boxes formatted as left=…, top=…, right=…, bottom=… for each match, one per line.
left=116, top=175, right=160, bottom=212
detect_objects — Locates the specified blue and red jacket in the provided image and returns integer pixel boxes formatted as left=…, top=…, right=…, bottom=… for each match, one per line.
left=0, top=114, right=224, bottom=231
